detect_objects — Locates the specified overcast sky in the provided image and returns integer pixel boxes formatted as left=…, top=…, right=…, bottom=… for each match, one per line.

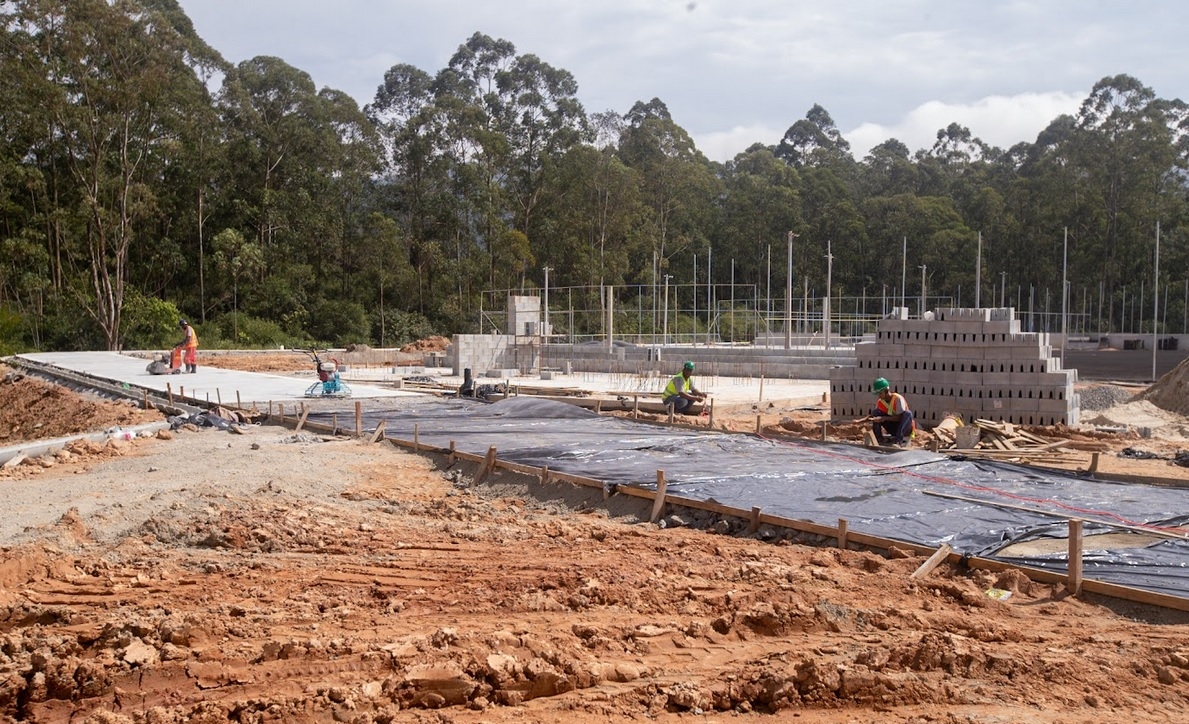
left=176, top=0, right=1187, bottom=162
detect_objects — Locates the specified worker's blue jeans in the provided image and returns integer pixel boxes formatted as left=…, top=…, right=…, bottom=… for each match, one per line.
left=871, top=409, right=914, bottom=446
left=664, top=395, right=692, bottom=414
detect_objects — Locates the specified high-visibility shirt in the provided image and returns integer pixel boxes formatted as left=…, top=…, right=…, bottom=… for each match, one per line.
left=663, top=374, right=690, bottom=399
left=876, top=392, right=915, bottom=433
left=183, top=325, right=198, bottom=350
left=876, top=392, right=909, bottom=416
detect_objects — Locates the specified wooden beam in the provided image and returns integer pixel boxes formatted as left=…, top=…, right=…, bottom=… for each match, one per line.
left=1068, top=519, right=1083, bottom=595
left=294, top=408, right=310, bottom=432
left=756, top=414, right=762, bottom=435
left=633, top=395, right=639, bottom=419
left=910, top=543, right=954, bottom=580
left=412, top=422, right=419, bottom=450
left=650, top=470, right=668, bottom=524
left=447, top=440, right=456, bottom=465
left=369, top=420, right=387, bottom=444
left=837, top=518, right=848, bottom=549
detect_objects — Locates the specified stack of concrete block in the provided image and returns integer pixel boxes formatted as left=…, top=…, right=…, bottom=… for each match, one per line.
left=830, top=308, right=1079, bottom=427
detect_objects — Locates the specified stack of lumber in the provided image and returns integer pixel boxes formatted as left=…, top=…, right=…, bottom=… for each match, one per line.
left=933, top=418, right=1085, bottom=465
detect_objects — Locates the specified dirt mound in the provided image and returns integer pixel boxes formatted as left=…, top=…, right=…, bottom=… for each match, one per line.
left=0, top=366, right=164, bottom=445
left=1137, top=355, right=1189, bottom=416
left=401, top=335, right=451, bottom=353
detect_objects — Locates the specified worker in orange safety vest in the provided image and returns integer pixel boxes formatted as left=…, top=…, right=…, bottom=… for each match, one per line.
left=176, top=319, right=199, bottom=374
left=859, top=377, right=915, bottom=447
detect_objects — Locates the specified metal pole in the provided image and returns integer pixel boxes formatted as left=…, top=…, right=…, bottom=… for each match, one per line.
left=1000, top=271, right=1007, bottom=308
left=693, top=254, right=698, bottom=346
left=824, top=240, right=833, bottom=349
left=542, top=265, right=551, bottom=345
left=785, top=231, right=797, bottom=349
left=1061, top=227, right=1068, bottom=356
left=975, top=231, right=982, bottom=308
left=901, top=236, right=907, bottom=313
left=707, top=246, right=712, bottom=345
left=919, top=265, right=927, bottom=317
left=1153, top=221, right=1160, bottom=381
left=662, top=274, right=671, bottom=346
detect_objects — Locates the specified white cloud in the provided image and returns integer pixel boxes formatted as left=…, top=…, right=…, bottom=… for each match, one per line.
left=692, top=124, right=783, bottom=164
left=844, top=91, right=1085, bottom=159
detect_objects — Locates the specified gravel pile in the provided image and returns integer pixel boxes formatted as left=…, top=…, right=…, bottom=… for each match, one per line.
left=1079, top=384, right=1138, bottom=411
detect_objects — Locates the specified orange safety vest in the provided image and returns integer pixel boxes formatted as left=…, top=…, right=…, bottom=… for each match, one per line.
left=876, top=392, right=916, bottom=433
left=183, top=325, right=198, bottom=350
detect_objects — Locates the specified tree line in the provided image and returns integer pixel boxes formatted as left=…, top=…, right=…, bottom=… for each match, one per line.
left=2, top=0, right=1187, bottom=353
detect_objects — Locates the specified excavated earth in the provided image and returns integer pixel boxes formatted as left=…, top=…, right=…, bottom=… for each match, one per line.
left=1, top=369, right=1189, bottom=723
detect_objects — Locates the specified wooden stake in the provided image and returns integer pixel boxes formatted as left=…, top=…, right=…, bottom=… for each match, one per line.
left=667, top=404, right=675, bottom=424
left=910, top=543, right=954, bottom=580
left=476, top=445, right=498, bottom=484
left=179, top=385, right=185, bottom=399
left=332, top=412, right=338, bottom=433
left=595, top=398, right=602, bottom=414
left=756, top=414, right=762, bottom=435
left=448, top=440, right=456, bottom=465
left=294, top=408, right=310, bottom=432
left=1089, top=452, right=1100, bottom=474
left=758, top=374, right=765, bottom=402
left=369, top=420, right=387, bottom=444
left=216, top=388, right=222, bottom=406
left=279, top=404, right=285, bottom=424
left=236, top=390, right=241, bottom=409
left=540, top=465, right=550, bottom=485
left=708, top=398, right=715, bottom=428
left=142, top=389, right=150, bottom=410
left=412, top=422, right=419, bottom=449
left=650, top=470, right=668, bottom=524
left=748, top=506, right=762, bottom=534
left=354, top=401, right=362, bottom=438
left=633, top=395, right=639, bottom=419
left=1068, top=519, right=1084, bottom=595
left=821, top=420, right=828, bottom=441
left=837, top=518, right=848, bottom=549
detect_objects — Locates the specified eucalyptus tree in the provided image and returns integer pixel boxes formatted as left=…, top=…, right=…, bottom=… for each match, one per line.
left=4, top=0, right=211, bottom=349
left=618, top=98, right=718, bottom=292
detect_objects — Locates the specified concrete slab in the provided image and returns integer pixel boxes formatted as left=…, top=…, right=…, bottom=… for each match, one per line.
left=17, top=352, right=417, bottom=403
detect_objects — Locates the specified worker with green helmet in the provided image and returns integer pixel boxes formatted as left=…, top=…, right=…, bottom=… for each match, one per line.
left=662, top=360, right=706, bottom=415
left=860, top=377, right=915, bottom=447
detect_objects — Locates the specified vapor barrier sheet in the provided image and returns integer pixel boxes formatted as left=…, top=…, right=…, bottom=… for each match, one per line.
left=308, top=398, right=1189, bottom=599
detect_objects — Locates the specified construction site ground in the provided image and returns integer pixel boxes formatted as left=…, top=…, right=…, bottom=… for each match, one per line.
left=2, top=356, right=1189, bottom=723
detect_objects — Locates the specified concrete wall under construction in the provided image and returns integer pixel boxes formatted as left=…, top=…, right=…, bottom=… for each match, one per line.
left=450, top=334, right=854, bottom=380
left=829, top=307, right=1079, bottom=427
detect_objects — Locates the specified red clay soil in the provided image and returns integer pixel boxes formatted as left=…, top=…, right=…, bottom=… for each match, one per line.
left=0, top=366, right=164, bottom=445
left=0, top=422, right=1187, bottom=722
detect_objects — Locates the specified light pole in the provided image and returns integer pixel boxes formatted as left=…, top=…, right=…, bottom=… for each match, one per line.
left=542, top=265, right=551, bottom=344
left=785, top=231, right=799, bottom=349
left=919, top=264, right=928, bottom=317
left=662, top=274, right=673, bottom=346
left=824, top=239, right=833, bottom=349
left=1000, top=271, right=1006, bottom=308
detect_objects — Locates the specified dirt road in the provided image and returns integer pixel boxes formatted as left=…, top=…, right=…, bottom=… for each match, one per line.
left=2, top=419, right=1189, bottom=722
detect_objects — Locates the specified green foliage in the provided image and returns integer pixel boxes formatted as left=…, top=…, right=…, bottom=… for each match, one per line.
left=202, top=314, right=297, bottom=349
left=307, top=299, right=370, bottom=346
left=0, top=306, right=27, bottom=355
left=120, top=291, right=182, bottom=349
left=374, top=310, right=438, bottom=348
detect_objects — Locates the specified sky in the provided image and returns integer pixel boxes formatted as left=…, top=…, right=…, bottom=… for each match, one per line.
left=176, top=0, right=1188, bottom=162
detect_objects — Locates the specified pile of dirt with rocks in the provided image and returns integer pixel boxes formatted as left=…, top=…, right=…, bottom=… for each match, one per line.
left=1137, top=356, right=1189, bottom=416
left=401, top=335, right=451, bottom=353
left=0, top=365, right=164, bottom=445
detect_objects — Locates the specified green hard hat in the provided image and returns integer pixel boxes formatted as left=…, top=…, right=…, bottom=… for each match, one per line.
left=683, top=361, right=695, bottom=371
left=873, top=377, right=890, bottom=393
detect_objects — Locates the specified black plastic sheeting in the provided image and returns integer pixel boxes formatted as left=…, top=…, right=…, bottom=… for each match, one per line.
left=308, top=397, right=1189, bottom=599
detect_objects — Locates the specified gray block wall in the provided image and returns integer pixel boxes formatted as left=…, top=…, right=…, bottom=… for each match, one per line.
left=829, top=308, right=1079, bottom=427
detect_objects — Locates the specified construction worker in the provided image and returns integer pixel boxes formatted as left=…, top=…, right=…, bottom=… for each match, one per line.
left=662, top=361, right=706, bottom=415
left=862, top=377, right=915, bottom=447
left=176, top=319, right=198, bottom=374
